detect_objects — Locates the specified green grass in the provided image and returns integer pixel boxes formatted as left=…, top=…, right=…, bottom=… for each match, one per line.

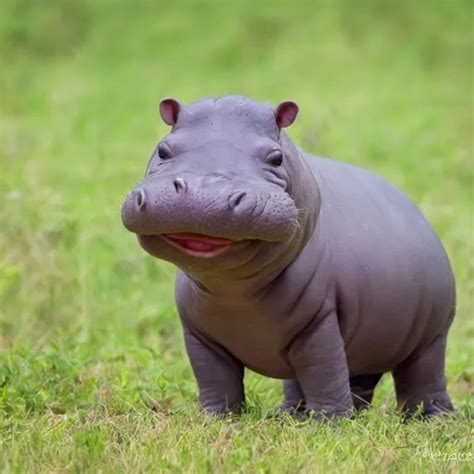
left=0, top=0, right=473, bottom=472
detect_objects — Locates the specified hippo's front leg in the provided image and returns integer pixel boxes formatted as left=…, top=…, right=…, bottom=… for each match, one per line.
left=287, top=312, right=353, bottom=419
left=183, top=327, right=245, bottom=415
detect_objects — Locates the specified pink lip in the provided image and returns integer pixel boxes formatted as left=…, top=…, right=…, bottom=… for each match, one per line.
left=162, top=233, right=233, bottom=257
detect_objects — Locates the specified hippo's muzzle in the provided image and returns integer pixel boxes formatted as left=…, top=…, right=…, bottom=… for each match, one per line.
left=121, top=175, right=298, bottom=247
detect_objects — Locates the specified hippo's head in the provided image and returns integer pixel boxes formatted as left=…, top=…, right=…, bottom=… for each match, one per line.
left=122, top=95, right=318, bottom=283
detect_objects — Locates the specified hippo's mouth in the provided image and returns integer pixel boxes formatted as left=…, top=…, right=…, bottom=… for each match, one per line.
left=161, top=233, right=234, bottom=257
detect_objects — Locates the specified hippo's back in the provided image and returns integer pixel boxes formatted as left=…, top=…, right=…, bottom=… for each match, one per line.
left=305, top=154, right=455, bottom=374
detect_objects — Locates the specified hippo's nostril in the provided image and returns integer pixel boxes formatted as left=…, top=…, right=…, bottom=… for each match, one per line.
left=173, top=177, right=188, bottom=194
left=228, top=191, right=247, bottom=210
left=136, top=189, right=146, bottom=211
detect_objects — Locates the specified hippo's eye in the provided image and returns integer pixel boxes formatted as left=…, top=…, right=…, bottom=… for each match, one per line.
left=158, top=143, right=172, bottom=160
left=266, top=150, right=283, bottom=167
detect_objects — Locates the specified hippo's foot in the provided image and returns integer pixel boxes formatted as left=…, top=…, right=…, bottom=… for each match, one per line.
left=393, top=333, right=455, bottom=420
left=279, top=404, right=353, bottom=422
left=399, top=390, right=456, bottom=420
left=304, top=407, right=355, bottom=422
left=202, top=403, right=244, bottom=418
left=281, top=380, right=353, bottom=421
left=280, top=402, right=308, bottom=420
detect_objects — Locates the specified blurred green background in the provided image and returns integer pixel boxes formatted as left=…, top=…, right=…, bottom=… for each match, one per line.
left=0, top=0, right=472, bottom=472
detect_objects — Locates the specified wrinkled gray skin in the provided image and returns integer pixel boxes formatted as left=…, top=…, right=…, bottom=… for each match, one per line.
left=122, top=95, right=456, bottom=419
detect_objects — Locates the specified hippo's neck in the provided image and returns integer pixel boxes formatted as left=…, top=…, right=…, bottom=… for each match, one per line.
left=181, top=145, right=321, bottom=298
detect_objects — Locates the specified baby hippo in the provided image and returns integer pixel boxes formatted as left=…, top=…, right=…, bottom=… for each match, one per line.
left=122, top=95, right=456, bottom=419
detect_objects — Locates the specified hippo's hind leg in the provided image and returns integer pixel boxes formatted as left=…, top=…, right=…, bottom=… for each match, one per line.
left=350, top=373, right=384, bottom=410
left=392, top=332, right=455, bottom=418
left=281, top=379, right=306, bottom=417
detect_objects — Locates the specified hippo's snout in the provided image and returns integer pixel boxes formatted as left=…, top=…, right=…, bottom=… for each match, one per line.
left=171, top=177, right=248, bottom=211
left=121, top=176, right=298, bottom=243
left=126, top=181, right=249, bottom=213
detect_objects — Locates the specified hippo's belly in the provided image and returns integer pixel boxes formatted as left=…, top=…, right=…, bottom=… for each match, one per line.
left=188, top=310, right=298, bottom=379
left=187, top=301, right=423, bottom=379
left=181, top=285, right=423, bottom=380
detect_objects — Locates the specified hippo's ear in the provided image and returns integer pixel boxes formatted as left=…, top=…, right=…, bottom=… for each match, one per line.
left=159, top=98, right=181, bottom=126
left=274, top=100, right=299, bottom=128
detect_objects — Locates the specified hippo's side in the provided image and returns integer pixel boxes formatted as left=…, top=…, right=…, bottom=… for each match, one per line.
left=122, top=95, right=455, bottom=418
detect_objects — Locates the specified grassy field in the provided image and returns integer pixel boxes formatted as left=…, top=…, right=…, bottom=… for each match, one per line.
left=0, top=0, right=473, bottom=472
